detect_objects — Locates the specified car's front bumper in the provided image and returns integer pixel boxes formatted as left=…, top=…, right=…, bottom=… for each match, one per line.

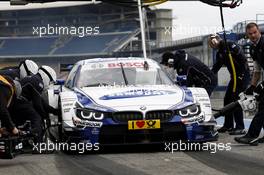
left=62, top=121, right=218, bottom=145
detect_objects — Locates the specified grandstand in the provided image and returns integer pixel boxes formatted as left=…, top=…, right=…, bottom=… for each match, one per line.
left=0, top=3, right=172, bottom=59
left=0, top=32, right=139, bottom=56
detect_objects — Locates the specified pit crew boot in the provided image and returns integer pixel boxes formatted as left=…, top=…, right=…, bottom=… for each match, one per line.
left=257, top=136, right=264, bottom=143
left=217, top=127, right=233, bottom=133
left=234, top=135, right=259, bottom=146
left=229, top=129, right=246, bottom=135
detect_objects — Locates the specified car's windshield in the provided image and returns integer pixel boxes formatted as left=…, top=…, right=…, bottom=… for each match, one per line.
left=75, top=66, right=173, bottom=88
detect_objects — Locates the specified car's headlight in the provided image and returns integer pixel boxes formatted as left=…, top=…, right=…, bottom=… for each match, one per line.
left=176, top=104, right=201, bottom=118
left=175, top=104, right=204, bottom=124
left=75, top=108, right=105, bottom=120
left=73, top=102, right=106, bottom=121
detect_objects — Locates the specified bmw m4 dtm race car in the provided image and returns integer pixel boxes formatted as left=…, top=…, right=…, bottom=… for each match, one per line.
left=47, top=57, right=218, bottom=146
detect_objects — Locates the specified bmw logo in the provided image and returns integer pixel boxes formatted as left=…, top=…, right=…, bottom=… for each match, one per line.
left=140, top=106, right=147, bottom=111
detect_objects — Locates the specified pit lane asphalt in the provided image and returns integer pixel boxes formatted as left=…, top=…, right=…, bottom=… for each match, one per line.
left=0, top=133, right=264, bottom=175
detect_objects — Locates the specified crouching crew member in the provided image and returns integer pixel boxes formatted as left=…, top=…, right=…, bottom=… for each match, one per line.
left=0, top=75, right=21, bottom=137
left=0, top=59, right=38, bottom=80
left=160, top=50, right=217, bottom=96
left=10, top=66, right=59, bottom=142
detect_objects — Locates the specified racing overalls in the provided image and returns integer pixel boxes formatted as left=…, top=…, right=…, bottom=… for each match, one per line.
left=212, top=40, right=250, bottom=130
left=0, top=75, right=16, bottom=131
left=0, top=67, right=20, bottom=80
left=173, top=50, right=217, bottom=96
left=247, top=36, right=264, bottom=138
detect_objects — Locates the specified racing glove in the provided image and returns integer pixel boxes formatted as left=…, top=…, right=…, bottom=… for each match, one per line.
left=245, top=85, right=256, bottom=95
left=254, top=82, right=264, bottom=101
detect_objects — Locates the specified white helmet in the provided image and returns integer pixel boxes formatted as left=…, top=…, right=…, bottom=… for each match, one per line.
left=38, top=65, right=57, bottom=90
left=19, top=59, right=39, bottom=79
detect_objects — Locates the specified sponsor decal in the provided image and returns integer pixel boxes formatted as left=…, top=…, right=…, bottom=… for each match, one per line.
left=198, top=98, right=210, bottom=102
left=61, top=98, right=76, bottom=102
left=108, top=62, right=144, bottom=68
left=63, top=108, right=71, bottom=113
left=100, top=89, right=176, bottom=100
left=181, top=113, right=205, bottom=124
left=128, top=119, right=160, bottom=130
left=62, top=103, right=74, bottom=107
left=15, top=143, right=23, bottom=150
left=91, top=128, right=100, bottom=135
left=74, top=120, right=103, bottom=128
left=91, top=63, right=105, bottom=69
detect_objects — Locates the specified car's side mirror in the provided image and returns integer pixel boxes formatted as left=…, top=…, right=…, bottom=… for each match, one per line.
left=55, top=79, right=65, bottom=86
left=54, top=79, right=65, bottom=95
left=175, top=75, right=187, bottom=86
left=60, top=64, right=73, bottom=72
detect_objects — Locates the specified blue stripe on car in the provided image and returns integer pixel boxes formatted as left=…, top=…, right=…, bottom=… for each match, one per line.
left=75, top=88, right=116, bottom=112
left=169, top=87, right=194, bottom=110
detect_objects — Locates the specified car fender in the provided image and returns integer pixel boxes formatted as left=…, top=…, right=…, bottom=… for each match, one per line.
left=59, top=91, right=78, bottom=127
left=188, top=87, right=213, bottom=122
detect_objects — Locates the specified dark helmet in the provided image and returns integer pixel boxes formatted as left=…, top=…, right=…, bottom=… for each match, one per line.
left=160, top=52, right=174, bottom=65
left=174, top=50, right=186, bottom=61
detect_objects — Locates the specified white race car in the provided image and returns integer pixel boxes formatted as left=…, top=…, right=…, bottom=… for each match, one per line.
left=48, top=57, right=218, bottom=145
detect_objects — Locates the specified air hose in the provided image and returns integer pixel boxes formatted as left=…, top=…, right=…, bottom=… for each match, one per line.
left=219, top=0, right=237, bottom=93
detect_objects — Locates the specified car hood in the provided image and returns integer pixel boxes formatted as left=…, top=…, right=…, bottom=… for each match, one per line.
left=76, top=85, right=192, bottom=111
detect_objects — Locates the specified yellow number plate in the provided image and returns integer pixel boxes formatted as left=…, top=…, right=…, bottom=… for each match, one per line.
left=128, top=119, right=160, bottom=130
